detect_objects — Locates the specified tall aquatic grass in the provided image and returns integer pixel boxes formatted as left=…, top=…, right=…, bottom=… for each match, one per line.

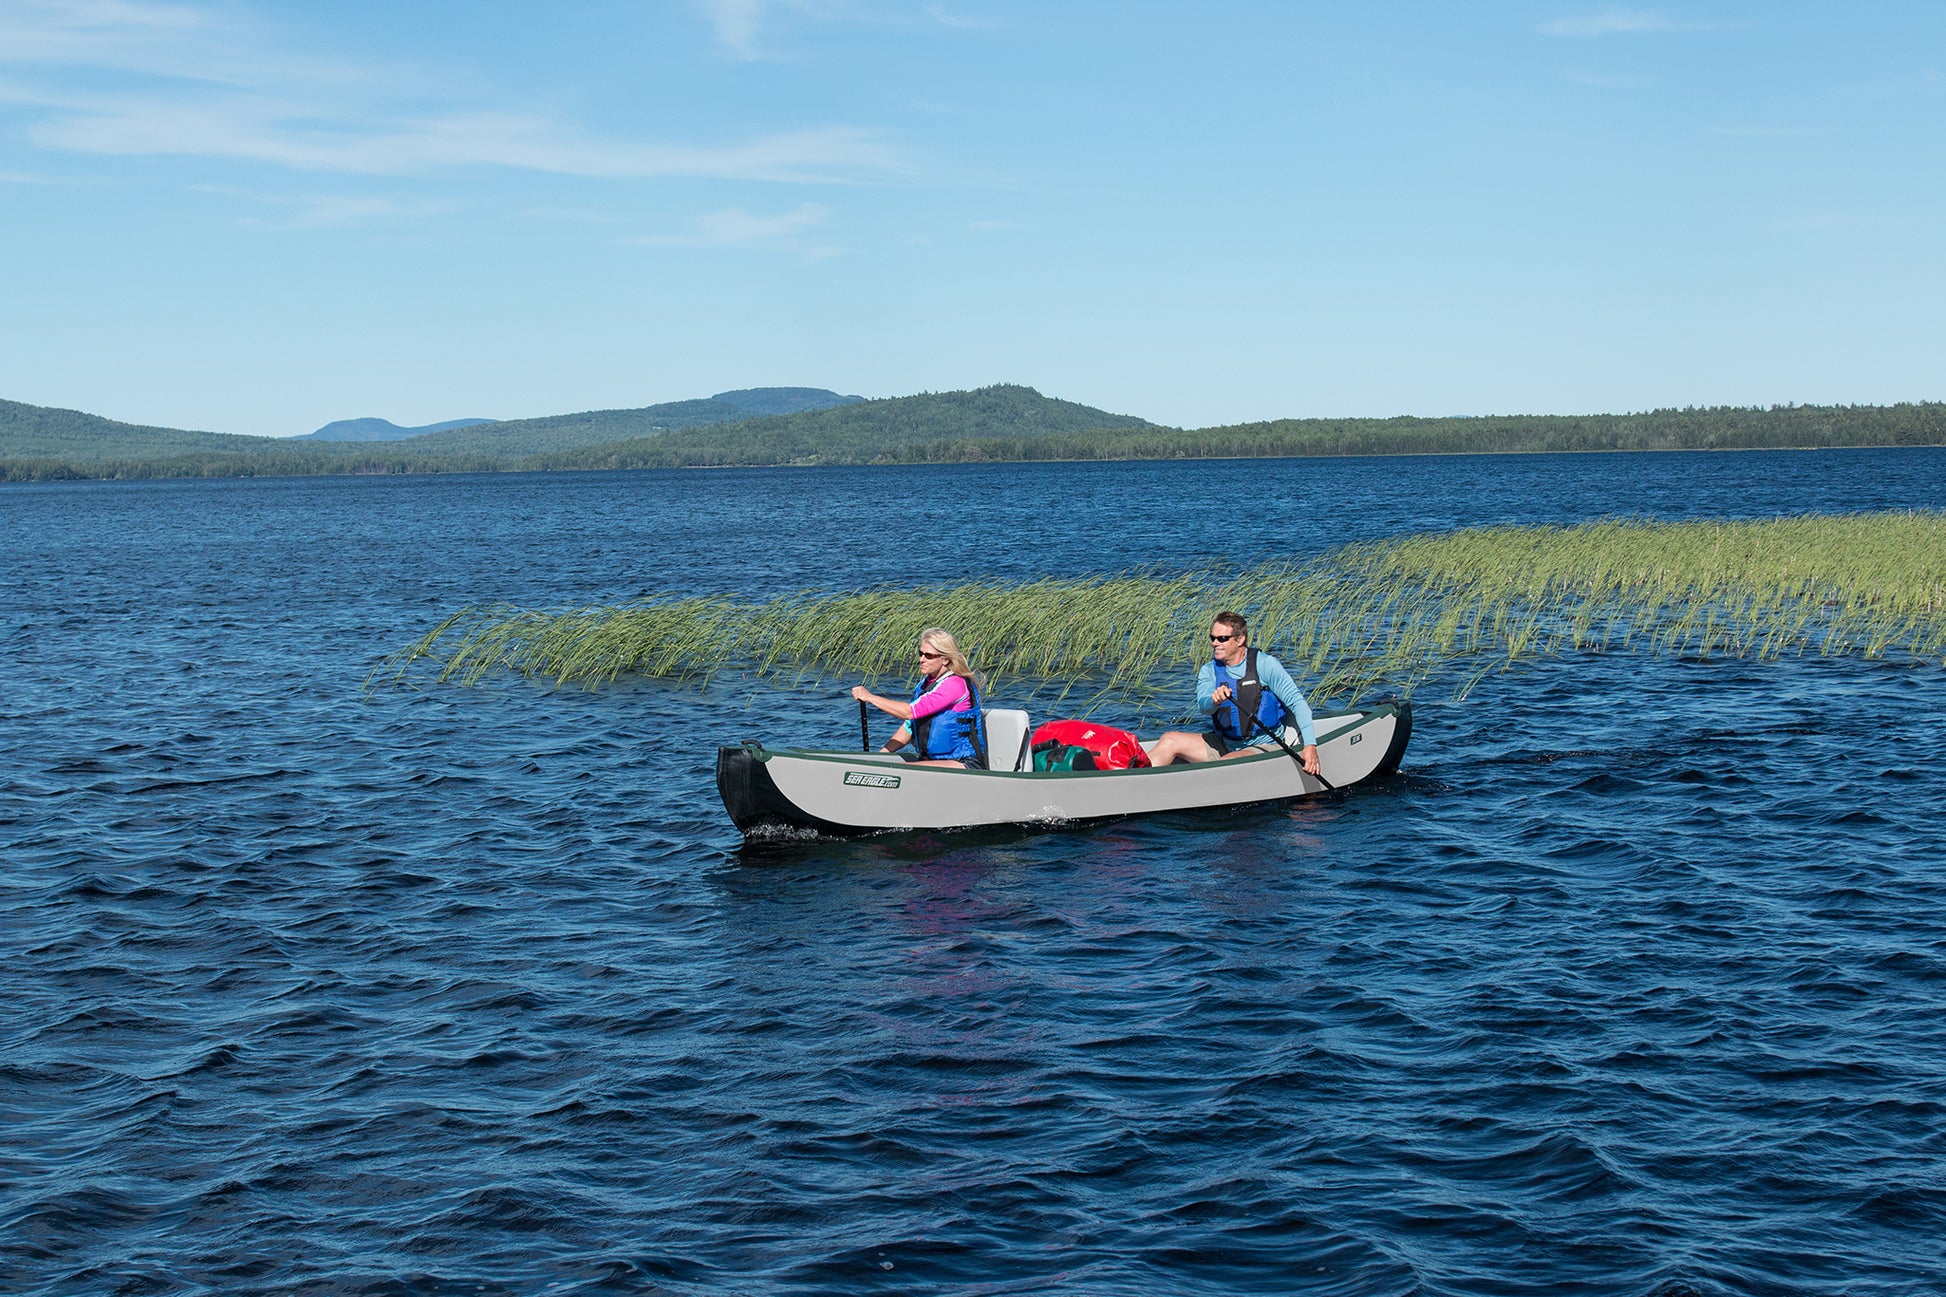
left=382, top=511, right=1946, bottom=703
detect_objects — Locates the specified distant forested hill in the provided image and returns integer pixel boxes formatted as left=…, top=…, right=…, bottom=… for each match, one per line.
left=389, top=387, right=863, bottom=456
left=526, top=394, right=1946, bottom=469
left=534, top=385, right=1151, bottom=469
left=0, top=385, right=868, bottom=477
left=885, top=403, right=1946, bottom=462
left=292, top=390, right=859, bottom=446
left=711, top=387, right=865, bottom=416
left=301, top=417, right=498, bottom=442
left=7, top=388, right=1946, bottom=482
left=397, top=398, right=762, bottom=456
left=0, top=398, right=295, bottom=462
left=0, top=384, right=1133, bottom=475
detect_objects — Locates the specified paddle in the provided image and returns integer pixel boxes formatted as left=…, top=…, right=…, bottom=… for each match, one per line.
left=1248, top=710, right=1335, bottom=791
left=859, top=699, right=871, bottom=753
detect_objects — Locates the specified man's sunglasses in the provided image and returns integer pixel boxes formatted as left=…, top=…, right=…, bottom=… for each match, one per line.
left=1210, top=632, right=1240, bottom=643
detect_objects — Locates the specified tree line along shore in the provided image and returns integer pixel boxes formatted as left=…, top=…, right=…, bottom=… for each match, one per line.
left=4, top=386, right=1945, bottom=482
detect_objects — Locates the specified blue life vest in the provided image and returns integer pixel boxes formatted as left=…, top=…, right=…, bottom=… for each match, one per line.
left=910, top=675, right=988, bottom=766
left=1210, top=648, right=1288, bottom=742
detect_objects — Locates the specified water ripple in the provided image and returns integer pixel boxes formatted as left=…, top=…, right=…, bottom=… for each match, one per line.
left=5, top=459, right=1946, bottom=1294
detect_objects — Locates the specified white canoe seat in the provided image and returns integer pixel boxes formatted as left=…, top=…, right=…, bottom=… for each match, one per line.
left=983, top=708, right=1033, bottom=772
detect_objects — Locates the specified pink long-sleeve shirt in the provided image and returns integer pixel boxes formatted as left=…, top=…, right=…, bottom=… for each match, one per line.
left=908, top=673, right=972, bottom=720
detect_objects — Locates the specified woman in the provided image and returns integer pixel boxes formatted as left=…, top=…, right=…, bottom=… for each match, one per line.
left=851, top=628, right=988, bottom=768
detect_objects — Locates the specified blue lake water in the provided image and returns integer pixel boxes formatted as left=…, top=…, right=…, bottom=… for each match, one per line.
left=5, top=449, right=1946, bottom=1296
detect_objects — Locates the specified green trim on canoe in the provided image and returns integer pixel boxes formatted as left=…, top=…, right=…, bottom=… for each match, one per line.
left=751, top=705, right=1400, bottom=780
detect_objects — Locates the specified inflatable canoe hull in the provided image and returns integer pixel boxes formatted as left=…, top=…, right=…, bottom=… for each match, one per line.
left=717, top=701, right=1410, bottom=837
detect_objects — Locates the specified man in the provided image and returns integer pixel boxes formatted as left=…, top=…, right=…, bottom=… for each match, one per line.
left=1146, top=611, right=1322, bottom=775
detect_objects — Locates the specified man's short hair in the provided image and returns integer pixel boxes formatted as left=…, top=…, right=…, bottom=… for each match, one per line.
left=1213, top=611, right=1247, bottom=638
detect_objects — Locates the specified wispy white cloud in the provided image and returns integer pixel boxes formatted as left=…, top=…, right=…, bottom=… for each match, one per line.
left=1561, top=70, right=1644, bottom=88
left=0, top=0, right=908, bottom=181
left=1540, top=10, right=1708, bottom=38
left=925, top=4, right=991, bottom=30
left=1767, top=211, right=1868, bottom=231
left=0, top=0, right=380, bottom=88
left=15, top=88, right=905, bottom=179
left=696, top=0, right=961, bottom=58
left=1708, top=125, right=1829, bottom=139
left=697, top=0, right=770, bottom=56
left=694, top=0, right=841, bottom=58
left=191, top=186, right=455, bottom=229
left=0, top=0, right=216, bottom=61
left=632, top=202, right=838, bottom=254
left=522, top=205, right=625, bottom=225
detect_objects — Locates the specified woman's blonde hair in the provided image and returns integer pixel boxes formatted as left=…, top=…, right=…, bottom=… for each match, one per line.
left=918, top=627, right=978, bottom=685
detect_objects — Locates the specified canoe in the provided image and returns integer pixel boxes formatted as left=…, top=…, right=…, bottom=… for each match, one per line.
left=716, top=700, right=1411, bottom=837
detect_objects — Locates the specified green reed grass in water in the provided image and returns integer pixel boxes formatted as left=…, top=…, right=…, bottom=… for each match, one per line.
left=383, top=511, right=1946, bottom=703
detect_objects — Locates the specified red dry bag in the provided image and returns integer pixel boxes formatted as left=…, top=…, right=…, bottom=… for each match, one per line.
left=1028, top=719, right=1152, bottom=770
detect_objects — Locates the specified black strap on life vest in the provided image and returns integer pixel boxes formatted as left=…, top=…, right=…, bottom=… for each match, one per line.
left=1217, top=648, right=1265, bottom=741
left=909, top=676, right=940, bottom=756
left=965, top=676, right=988, bottom=769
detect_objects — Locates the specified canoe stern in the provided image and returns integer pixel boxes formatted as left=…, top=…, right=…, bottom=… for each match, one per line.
left=1374, top=698, right=1412, bottom=775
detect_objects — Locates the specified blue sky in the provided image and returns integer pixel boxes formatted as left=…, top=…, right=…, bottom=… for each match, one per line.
left=2, top=1, right=1943, bottom=436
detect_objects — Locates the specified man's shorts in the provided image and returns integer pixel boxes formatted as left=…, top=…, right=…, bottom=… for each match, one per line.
left=1205, top=726, right=1302, bottom=756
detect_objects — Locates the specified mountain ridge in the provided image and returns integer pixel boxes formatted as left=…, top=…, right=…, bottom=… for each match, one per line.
left=711, top=387, right=865, bottom=416
left=0, top=384, right=1149, bottom=478
left=0, top=397, right=295, bottom=461
left=300, top=417, right=499, bottom=442
left=295, top=388, right=864, bottom=447
left=531, top=385, right=1154, bottom=469
left=383, top=387, right=867, bottom=457
left=7, top=390, right=1945, bottom=482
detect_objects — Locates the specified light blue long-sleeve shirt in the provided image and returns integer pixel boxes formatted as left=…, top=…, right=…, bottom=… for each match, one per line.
left=1195, top=651, right=1318, bottom=746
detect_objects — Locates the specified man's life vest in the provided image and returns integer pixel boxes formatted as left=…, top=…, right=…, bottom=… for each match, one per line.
left=1210, top=648, right=1288, bottom=742
left=1028, top=719, right=1151, bottom=771
left=910, top=675, right=988, bottom=766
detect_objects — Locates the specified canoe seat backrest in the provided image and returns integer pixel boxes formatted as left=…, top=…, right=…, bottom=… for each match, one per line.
left=983, top=709, right=1032, bottom=772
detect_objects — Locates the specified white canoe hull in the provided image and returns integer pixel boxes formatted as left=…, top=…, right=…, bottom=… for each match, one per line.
left=717, top=702, right=1410, bottom=836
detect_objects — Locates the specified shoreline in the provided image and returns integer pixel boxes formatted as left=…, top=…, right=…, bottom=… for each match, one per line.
left=8, top=437, right=1946, bottom=485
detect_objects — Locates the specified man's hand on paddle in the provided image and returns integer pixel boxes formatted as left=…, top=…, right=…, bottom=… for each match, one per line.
left=1211, top=683, right=1233, bottom=704
left=1300, top=744, right=1320, bottom=777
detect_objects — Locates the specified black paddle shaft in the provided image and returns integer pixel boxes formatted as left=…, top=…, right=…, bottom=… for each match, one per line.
left=1246, top=706, right=1335, bottom=791
left=859, top=699, right=870, bottom=753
